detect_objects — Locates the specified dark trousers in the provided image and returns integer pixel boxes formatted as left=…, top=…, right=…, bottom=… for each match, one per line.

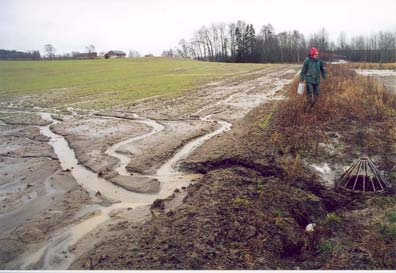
left=306, top=83, right=320, bottom=108
left=306, top=83, right=320, bottom=97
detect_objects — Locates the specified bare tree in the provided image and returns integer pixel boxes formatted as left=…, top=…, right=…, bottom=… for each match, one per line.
left=308, top=28, right=329, bottom=51
left=161, top=49, right=174, bottom=57
left=318, top=28, right=330, bottom=51
left=258, top=24, right=278, bottom=62
left=228, top=23, right=236, bottom=60
left=86, top=44, right=96, bottom=53
left=197, top=27, right=209, bottom=60
left=178, top=39, right=189, bottom=58
left=171, top=21, right=396, bottom=63
left=337, top=32, right=348, bottom=50
left=44, top=44, right=55, bottom=59
left=218, top=23, right=227, bottom=59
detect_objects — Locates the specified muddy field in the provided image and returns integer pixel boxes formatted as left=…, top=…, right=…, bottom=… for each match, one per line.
left=69, top=65, right=396, bottom=270
left=0, top=64, right=301, bottom=269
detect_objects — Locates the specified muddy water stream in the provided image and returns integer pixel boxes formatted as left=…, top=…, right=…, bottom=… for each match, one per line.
left=20, top=112, right=231, bottom=269
left=13, top=66, right=296, bottom=269
left=104, top=114, right=165, bottom=176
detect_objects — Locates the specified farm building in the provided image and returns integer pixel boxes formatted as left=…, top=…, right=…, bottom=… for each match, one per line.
left=104, top=50, right=126, bottom=59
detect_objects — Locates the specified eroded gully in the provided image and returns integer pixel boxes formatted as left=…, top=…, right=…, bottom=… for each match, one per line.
left=17, top=66, right=296, bottom=269
left=19, top=112, right=231, bottom=270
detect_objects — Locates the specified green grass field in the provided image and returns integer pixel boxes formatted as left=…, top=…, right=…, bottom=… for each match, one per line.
left=0, top=57, right=270, bottom=110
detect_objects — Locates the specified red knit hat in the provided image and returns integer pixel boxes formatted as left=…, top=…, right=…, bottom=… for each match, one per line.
left=310, top=47, right=319, bottom=57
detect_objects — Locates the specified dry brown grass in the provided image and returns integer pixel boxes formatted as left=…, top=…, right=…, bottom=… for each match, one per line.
left=273, top=64, right=396, bottom=158
left=267, top=64, right=396, bottom=269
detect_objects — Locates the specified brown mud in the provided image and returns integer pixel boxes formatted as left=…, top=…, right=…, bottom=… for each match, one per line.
left=0, top=113, right=91, bottom=267
left=2, top=64, right=394, bottom=270
left=0, top=65, right=299, bottom=269
left=71, top=66, right=396, bottom=270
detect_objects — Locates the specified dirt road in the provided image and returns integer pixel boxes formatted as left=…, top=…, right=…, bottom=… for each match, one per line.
left=0, top=64, right=299, bottom=269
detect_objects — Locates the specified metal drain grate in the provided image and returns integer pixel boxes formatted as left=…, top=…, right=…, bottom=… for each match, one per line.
left=337, top=157, right=391, bottom=193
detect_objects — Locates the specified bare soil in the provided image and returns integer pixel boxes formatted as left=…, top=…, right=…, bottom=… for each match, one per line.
left=70, top=68, right=396, bottom=270
left=0, top=64, right=299, bottom=269
left=51, top=116, right=150, bottom=174
left=71, top=95, right=396, bottom=270
left=0, top=115, right=91, bottom=268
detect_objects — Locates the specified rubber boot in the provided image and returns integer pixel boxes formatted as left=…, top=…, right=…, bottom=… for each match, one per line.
left=305, top=93, right=314, bottom=112
left=312, top=93, right=319, bottom=108
left=310, top=93, right=316, bottom=108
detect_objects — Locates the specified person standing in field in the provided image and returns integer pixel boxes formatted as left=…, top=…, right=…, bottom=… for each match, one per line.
left=299, top=47, right=327, bottom=110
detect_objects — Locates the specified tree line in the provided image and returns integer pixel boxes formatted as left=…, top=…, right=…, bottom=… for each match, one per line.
left=0, top=44, right=144, bottom=60
left=0, top=44, right=100, bottom=60
left=0, top=49, right=41, bottom=60
left=165, top=20, right=396, bottom=63
left=42, top=44, right=98, bottom=60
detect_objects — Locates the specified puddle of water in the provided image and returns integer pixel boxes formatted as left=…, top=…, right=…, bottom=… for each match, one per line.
left=354, top=69, right=396, bottom=92
left=312, top=163, right=331, bottom=175
left=355, top=69, right=396, bottom=77
left=22, top=201, right=150, bottom=270
left=311, top=162, right=336, bottom=188
left=330, top=60, right=348, bottom=64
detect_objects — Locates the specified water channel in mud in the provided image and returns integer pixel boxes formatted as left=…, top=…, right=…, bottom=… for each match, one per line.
left=20, top=111, right=231, bottom=269
left=6, top=65, right=299, bottom=269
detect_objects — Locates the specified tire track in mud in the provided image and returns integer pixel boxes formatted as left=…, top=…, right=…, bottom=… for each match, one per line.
left=123, top=66, right=283, bottom=118
left=190, top=66, right=297, bottom=119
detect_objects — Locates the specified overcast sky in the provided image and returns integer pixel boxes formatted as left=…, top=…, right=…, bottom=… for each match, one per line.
left=1, top=0, right=395, bottom=56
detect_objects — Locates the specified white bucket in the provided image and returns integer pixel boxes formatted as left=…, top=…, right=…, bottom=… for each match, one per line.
left=297, top=82, right=305, bottom=95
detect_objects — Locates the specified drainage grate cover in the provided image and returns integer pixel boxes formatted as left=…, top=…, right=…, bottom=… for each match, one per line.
left=336, top=157, right=391, bottom=193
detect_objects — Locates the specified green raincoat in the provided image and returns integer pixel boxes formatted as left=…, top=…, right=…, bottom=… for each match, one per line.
left=300, top=57, right=327, bottom=84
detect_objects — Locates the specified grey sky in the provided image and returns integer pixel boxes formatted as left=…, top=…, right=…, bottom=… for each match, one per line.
left=1, top=0, right=395, bottom=56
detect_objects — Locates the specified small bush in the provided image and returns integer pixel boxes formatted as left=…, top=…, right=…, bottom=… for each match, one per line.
left=324, top=213, right=343, bottom=234
left=379, top=223, right=396, bottom=242
left=256, top=177, right=264, bottom=191
left=388, top=211, right=396, bottom=223
left=318, top=240, right=343, bottom=253
left=325, top=212, right=342, bottom=224
left=273, top=208, right=289, bottom=218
